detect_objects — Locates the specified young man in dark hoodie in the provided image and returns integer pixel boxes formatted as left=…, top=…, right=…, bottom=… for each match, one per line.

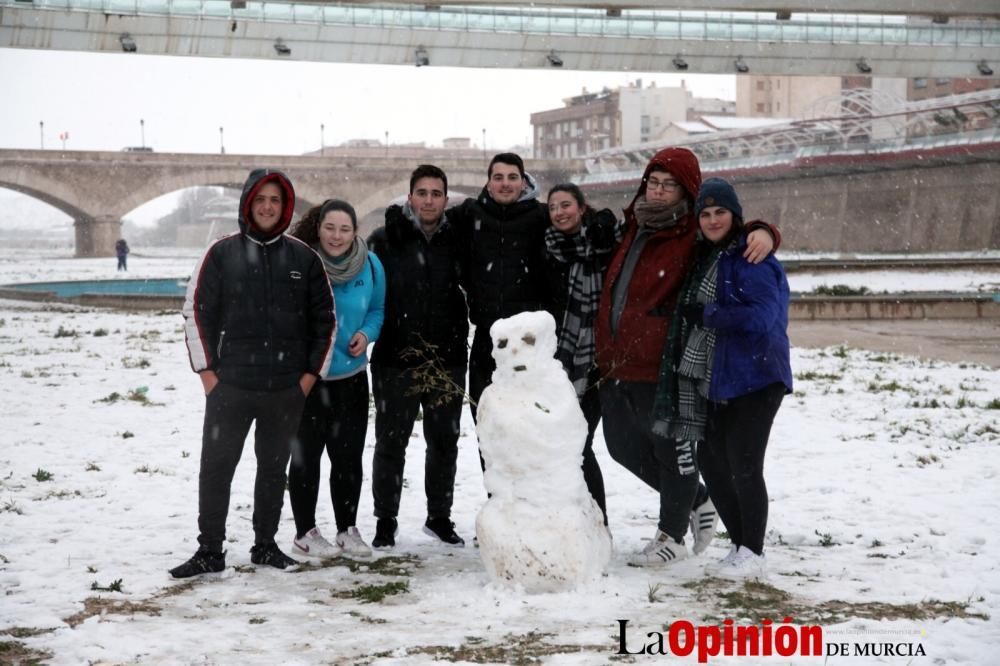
left=595, top=147, right=779, bottom=567
left=450, top=153, right=551, bottom=418
left=172, top=169, right=337, bottom=578
left=367, top=164, right=470, bottom=548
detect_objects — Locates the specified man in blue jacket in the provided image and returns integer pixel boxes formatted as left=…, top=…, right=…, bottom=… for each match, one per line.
left=172, top=169, right=337, bottom=578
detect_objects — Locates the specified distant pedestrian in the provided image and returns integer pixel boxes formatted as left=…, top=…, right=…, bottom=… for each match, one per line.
left=172, top=169, right=336, bottom=579
left=287, top=199, right=385, bottom=560
left=654, top=177, right=792, bottom=579
left=115, top=238, right=130, bottom=271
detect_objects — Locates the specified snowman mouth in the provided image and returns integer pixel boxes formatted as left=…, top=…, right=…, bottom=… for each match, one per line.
left=513, top=365, right=527, bottom=372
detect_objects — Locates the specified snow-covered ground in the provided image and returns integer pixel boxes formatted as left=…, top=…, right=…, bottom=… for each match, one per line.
left=1, top=249, right=999, bottom=664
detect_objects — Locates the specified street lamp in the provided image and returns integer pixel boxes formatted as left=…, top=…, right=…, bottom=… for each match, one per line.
left=219, top=126, right=225, bottom=154
left=384, top=130, right=389, bottom=158
left=39, top=121, right=44, bottom=149
left=482, top=128, right=486, bottom=161
left=320, top=123, right=325, bottom=156
left=140, top=118, right=145, bottom=149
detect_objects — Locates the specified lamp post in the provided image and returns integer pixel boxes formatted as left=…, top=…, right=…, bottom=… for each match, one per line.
left=219, top=126, right=225, bottom=155
left=384, top=130, right=389, bottom=158
left=39, top=121, right=44, bottom=149
left=320, top=123, right=325, bottom=156
left=482, top=128, right=486, bottom=161
left=140, top=118, right=145, bottom=149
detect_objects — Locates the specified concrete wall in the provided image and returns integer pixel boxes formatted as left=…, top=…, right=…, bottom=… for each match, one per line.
left=584, top=160, right=1000, bottom=253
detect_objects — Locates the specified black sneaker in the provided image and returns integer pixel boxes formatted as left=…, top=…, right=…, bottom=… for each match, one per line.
left=423, top=517, right=465, bottom=547
left=372, top=517, right=397, bottom=549
left=169, top=547, right=225, bottom=579
left=249, top=542, right=298, bottom=570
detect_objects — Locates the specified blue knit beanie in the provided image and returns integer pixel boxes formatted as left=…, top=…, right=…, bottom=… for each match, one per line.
left=695, top=177, right=743, bottom=222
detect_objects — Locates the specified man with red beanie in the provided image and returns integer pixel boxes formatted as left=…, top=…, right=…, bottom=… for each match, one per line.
left=595, top=148, right=778, bottom=567
left=172, top=169, right=337, bottom=578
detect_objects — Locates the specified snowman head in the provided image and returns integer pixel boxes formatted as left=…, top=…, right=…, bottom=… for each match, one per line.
left=489, top=311, right=558, bottom=373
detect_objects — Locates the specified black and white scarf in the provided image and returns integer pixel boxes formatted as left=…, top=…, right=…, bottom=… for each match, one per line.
left=545, top=212, right=624, bottom=395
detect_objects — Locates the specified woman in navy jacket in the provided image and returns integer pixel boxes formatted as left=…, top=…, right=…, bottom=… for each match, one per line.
left=653, top=177, right=791, bottom=579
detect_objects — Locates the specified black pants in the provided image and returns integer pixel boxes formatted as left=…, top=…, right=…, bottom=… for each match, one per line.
left=197, top=382, right=305, bottom=552
left=288, top=372, right=369, bottom=537
left=700, top=382, right=785, bottom=556
left=599, top=380, right=703, bottom=542
left=371, top=364, right=465, bottom=520
left=117, top=256, right=127, bottom=271
left=580, top=374, right=608, bottom=524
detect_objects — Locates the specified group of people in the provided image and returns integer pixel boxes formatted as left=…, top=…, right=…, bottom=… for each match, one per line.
left=172, top=148, right=792, bottom=582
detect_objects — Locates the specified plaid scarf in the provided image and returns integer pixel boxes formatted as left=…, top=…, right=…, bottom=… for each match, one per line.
left=545, top=210, right=624, bottom=396
left=653, top=243, right=723, bottom=439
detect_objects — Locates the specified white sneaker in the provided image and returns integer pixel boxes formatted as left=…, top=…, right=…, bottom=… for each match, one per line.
left=336, top=526, right=372, bottom=558
left=628, top=529, right=689, bottom=567
left=690, top=498, right=718, bottom=555
left=716, top=546, right=766, bottom=580
left=292, top=527, right=341, bottom=559
left=705, top=544, right=739, bottom=574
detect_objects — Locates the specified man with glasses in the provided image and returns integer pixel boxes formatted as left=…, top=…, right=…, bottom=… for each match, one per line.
left=594, top=147, right=778, bottom=567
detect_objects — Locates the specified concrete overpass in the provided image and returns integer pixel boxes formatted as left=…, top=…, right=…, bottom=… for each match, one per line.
left=2, top=0, right=998, bottom=78
left=0, top=149, right=579, bottom=256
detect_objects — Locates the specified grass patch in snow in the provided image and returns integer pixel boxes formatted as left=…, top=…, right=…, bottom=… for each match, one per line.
left=335, top=580, right=410, bottom=603
left=53, top=325, right=78, bottom=338
left=0, top=639, right=53, bottom=664
left=296, top=554, right=420, bottom=577
left=369, top=631, right=612, bottom=666
left=684, top=578, right=990, bottom=625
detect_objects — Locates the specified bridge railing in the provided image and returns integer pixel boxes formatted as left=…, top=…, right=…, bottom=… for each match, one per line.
left=11, top=0, right=1000, bottom=47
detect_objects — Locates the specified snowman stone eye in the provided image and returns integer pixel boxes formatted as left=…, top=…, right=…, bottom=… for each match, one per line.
left=497, top=338, right=508, bottom=349
left=521, top=334, right=535, bottom=346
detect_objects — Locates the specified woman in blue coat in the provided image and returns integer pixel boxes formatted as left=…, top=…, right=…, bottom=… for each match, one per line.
left=287, top=199, right=385, bottom=559
left=653, top=178, right=791, bottom=579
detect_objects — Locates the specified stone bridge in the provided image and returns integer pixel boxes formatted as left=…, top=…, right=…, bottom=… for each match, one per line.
left=0, top=148, right=580, bottom=256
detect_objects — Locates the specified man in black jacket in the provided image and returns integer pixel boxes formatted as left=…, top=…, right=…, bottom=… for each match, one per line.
left=368, top=164, right=469, bottom=548
left=450, top=153, right=551, bottom=419
left=171, top=169, right=337, bottom=578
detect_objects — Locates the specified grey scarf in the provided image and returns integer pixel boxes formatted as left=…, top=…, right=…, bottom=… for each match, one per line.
left=634, top=198, right=689, bottom=230
left=315, top=236, right=368, bottom=285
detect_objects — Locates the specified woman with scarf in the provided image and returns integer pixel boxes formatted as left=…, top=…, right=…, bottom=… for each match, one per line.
left=287, top=199, right=385, bottom=559
left=653, top=178, right=791, bottom=579
left=544, top=183, right=622, bottom=525
left=594, top=148, right=780, bottom=567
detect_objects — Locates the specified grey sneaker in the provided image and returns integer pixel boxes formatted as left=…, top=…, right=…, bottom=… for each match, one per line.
left=336, top=526, right=372, bottom=558
left=690, top=498, right=718, bottom=555
left=292, top=527, right=341, bottom=559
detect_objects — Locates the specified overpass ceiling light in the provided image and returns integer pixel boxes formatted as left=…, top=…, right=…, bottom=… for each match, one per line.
left=977, top=60, right=994, bottom=76
left=415, top=46, right=430, bottom=67
left=734, top=56, right=749, bottom=74
left=546, top=51, right=563, bottom=67
left=856, top=58, right=872, bottom=74
left=273, top=38, right=291, bottom=56
left=119, top=33, right=137, bottom=53
left=672, top=55, right=688, bottom=71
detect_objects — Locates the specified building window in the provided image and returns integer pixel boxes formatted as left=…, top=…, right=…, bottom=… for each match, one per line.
left=913, top=78, right=928, bottom=89
left=756, top=81, right=765, bottom=91
left=756, top=103, right=765, bottom=113
left=935, top=77, right=950, bottom=86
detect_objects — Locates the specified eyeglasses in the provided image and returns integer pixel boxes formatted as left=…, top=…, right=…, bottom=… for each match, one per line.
left=646, top=177, right=682, bottom=192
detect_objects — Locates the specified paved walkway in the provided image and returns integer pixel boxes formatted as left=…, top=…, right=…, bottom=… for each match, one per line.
left=790, top=319, right=1000, bottom=368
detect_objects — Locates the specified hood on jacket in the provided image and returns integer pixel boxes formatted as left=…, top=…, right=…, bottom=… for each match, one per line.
left=239, top=169, right=296, bottom=242
left=478, top=171, right=541, bottom=207
left=624, top=147, right=702, bottom=218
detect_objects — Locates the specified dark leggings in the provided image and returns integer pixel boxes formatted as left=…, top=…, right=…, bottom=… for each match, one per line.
left=288, top=372, right=370, bottom=537
left=699, top=382, right=785, bottom=556
left=599, top=380, right=702, bottom=542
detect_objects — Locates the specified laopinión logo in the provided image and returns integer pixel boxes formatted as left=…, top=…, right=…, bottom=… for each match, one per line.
left=615, top=619, right=927, bottom=661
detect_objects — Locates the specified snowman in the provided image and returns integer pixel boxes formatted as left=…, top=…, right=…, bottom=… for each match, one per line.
left=475, top=311, right=612, bottom=593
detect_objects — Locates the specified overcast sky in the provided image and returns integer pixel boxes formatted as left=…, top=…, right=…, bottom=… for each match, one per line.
left=2, top=47, right=734, bottom=154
